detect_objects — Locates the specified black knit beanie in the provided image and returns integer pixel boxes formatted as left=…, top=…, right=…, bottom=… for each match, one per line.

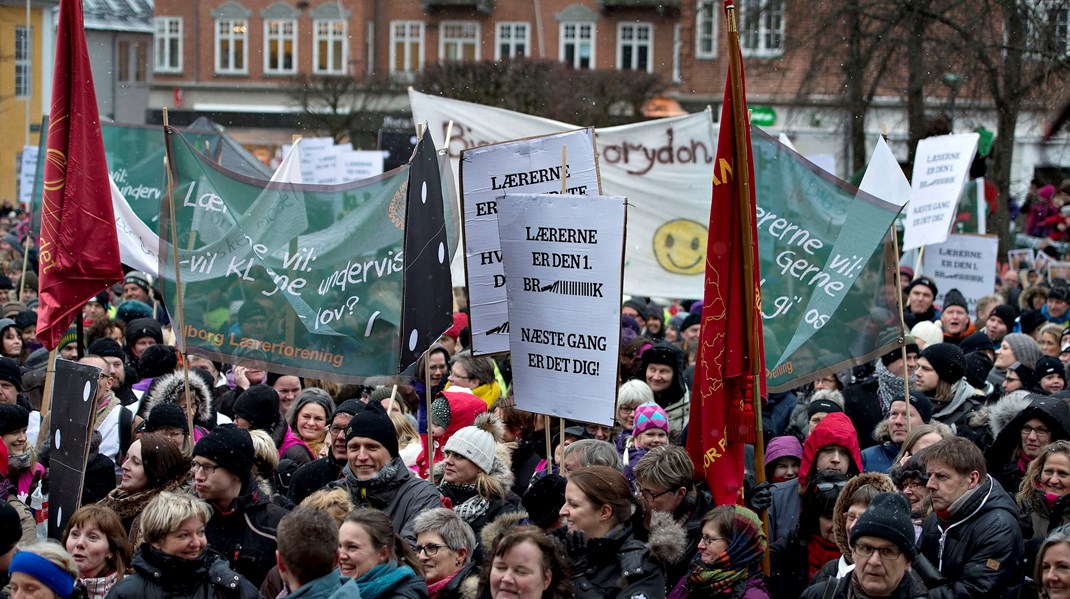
left=906, top=277, right=938, bottom=299
left=964, top=352, right=994, bottom=390
left=146, top=402, right=189, bottom=434
left=890, top=390, right=933, bottom=424
left=881, top=335, right=919, bottom=367
left=921, top=343, right=966, bottom=384
left=959, top=331, right=993, bottom=356
left=125, top=317, right=163, bottom=347
left=138, top=344, right=178, bottom=379
left=344, top=401, right=399, bottom=457
left=0, top=404, right=28, bottom=435
left=233, top=384, right=280, bottom=431
left=0, top=500, right=20, bottom=554
left=192, top=424, right=254, bottom=481
left=942, top=289, right=968, bottom=311
left=807, top=398, right=844, bottom=418
left=989, top=304, right=1018, bottom=332
left=87, top=338, right=126, bottom=362
left=0, top=357, right=23, bottom=392
left=1035, top=356, right=1067, bottom=385
left=335, top=399, right=366, bottom=418
left=850, top=492, right=918, bottom=560
left=523, top=473, right=567, bottom=529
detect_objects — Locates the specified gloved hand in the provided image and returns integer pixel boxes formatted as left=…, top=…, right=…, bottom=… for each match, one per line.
left=564, top=529, right=588, bottom=573
left=748, top=481, right=773, bottom=512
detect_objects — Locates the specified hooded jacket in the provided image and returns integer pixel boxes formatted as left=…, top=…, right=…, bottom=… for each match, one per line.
left=633, top=343, right=689, bottom=430
left=329, top=456, right=443, bottom=545
left=415, top=390, right=487, bottom=479
left=204, top=475, right=289, bottom=588
left=107, top=545, right=262, bottom=599
left=918, top=474, right=1023, bottom=599
left=930, top=380, right=983, bottom=434
left=140, top=371, right=215, bottom=434
left=984, top=394, right=1070, bottom=497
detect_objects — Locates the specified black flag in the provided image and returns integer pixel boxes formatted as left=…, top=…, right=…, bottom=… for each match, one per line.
left=399, top=131, right=453, bottom=371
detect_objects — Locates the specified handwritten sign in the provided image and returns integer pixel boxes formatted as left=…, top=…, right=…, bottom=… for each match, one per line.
left=498, top=193, right=624, bottom=424
left=460, top=129, right=600, bottom=356
left=902, top=133, right=980, bottom=252
left=922, top=234, right=999, bottom=314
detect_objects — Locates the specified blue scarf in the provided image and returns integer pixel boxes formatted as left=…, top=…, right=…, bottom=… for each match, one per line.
left=1042, top=305, right=1070, bottom=325
left=352, top=562, right=416, bottom=599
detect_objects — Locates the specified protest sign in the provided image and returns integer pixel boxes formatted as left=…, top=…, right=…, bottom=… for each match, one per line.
left=18, top=145, right=38, bottom=206
left=1008, top=248, right=1036, bottom=270
left=47, top=358, right=99, bottom=539
left=1050, top=261, right=1070, bottom=282
left=498, top=193, right=625, bottom=424
left=921, top=234, right=999, bottom=314
left=901, top=133, right=980, bottom=252
left=460, top=129, right=600, bottom=356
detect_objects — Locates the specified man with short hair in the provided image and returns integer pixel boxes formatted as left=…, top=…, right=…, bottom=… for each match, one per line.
left=984, top=304, right=1017, bottom=348
left=842, top=337, right=919, bottom=450
left=122, top=271, right=168, bottom=325
left=679, top=312, right=701, bottom=344
left=1001, top=269, right=1022, bottom=307
left=275, top=507, right=357, bottom=598
left=561, top=439, right=622, bottom=478
left=288, top=399, right=365, bottom=504
left=802, top=492, right=927, bottom=599
left=903, top=277, right=939, bottom=328
left=87, top=338, right=137, bottom=407
left=621, top=298, right=648, bottom=328
left=861, top=391, right=932, bottom=473
left=1045, top=285, right=1070, bottom=326
left=193, top=424, right=287, bottom=587
left=940, top=289, right=976, bottom=344
left=0, top=357, right=22, bottom=406
left=913, top=343, right=982, bottom=436
left=918, top=436, right=1023, bottom=599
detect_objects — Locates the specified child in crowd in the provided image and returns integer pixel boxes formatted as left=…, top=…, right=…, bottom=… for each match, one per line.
left=765, top=436, right=804, bottom=483
left=624, top=402, right=670, bottom=484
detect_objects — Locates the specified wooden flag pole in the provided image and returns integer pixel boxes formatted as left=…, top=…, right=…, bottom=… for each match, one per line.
left=387, top=384, right=398, bottom=415
left=891, top=229, right=912, bottom=433
left=34, top=349, right=58, bottom=452
left=544, top=416, right=553, bottom=474
left=725, top=1, right=769, bottom=574
left=162, top=108, right=196, bottom=436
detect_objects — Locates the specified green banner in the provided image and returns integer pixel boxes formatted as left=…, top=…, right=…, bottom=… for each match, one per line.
left=752, top=130, right=905, bottom=391
left=160, top=129, right=416, bottom=380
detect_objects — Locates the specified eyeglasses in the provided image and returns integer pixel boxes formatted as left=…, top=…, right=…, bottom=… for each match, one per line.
left=449, top=371, right=471, bottom=381
left=699, top=535, right=727, bottom=546
left=190, top=461, right=220, bottom=475
left=815, top=481, right=848, bottom=492
left=412, top=543, right=448, bottom=557
left=638, top=487, right=674, bottom=501
left=329, top=425, right=347, bottom=436
left=1023, top=424, right=1052, bottom=437
left=854, top=543, right=902, bottom=560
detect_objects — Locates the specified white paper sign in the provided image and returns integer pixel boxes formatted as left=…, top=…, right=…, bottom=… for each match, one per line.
left=922, top=234, right=999, bottom=314
left=902, top=133, right=980, bottom=252
left=18, top=145, right=38, bottom=206
left=460, top=129, right=600, bottom=355
left=498, top=193, right=624, bottom=424
left=342, top=151, right=385, bottom=181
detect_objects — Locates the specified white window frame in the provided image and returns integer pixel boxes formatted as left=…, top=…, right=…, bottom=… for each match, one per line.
left=153, top=17, right=182, bottom=73
left=495, top=21, right=530, bottom=60
left=263, top=18, right=297, bottom=75
left=739, top=0, right=785, bottom=57
left=617, top=22, right=653, bottom=72
left=390, top=20, right=425, bottom=77
left=313, top=19, right=348, bottom=75
left=560, top=21, right=595, bottom=69
left=440, top=20, right=480, bottom=62
left=215, top=17, right=249, bottom=75
left=695, top=0, right=718, bottom=59
left=14, top=26, right=30, bottom=98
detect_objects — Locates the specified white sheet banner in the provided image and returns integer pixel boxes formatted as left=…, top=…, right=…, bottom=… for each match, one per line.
left=921, top=234, right=999, bottom=314
left=410, top=89, right=716, bottom=300
left=498, top=194, right=625, bottom=424
left=902, top=133, right=980, bottom=252
left=460, top=129, right=600, bottom=355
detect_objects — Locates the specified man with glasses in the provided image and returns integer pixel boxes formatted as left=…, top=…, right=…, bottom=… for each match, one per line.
left=80, top=354, right=141, bottom=476
left=192, top=424, right=287, bottom=588
left=288, top=399, right=366, bottom=504
left=803, top=492, right=927, bottom=598
left=919, top=436, right=1023, bottom=599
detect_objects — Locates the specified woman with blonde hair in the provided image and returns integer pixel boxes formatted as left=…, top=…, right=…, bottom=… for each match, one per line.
left=8, top=541, right=80, bottom=599
left=62, top=505, right=131, bottom=598
left=1020, top=441, right=1070, bottom=568
left=392, top=410, right=422, bottom=467
left=1039, top=323, right=1065, bottom=358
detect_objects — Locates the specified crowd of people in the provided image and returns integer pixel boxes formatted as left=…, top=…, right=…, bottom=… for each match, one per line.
left=8, top=204, right=1070, bottom=599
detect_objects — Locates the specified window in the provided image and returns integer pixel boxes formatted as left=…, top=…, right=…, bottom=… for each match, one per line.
left=560, top=22, right=594, bottom=69
left=1025, top=3, right=1069, bottom=56
left=696, top=0, right=717, bottom=59
left=390, top=20, right=424, bottom=77
left=136, top=42, right=148, bottom=81
left=314, top=19, right=347, bottom=74
left=496, top=22, right=529, bottom=60
left=739, top=0, right=784, bottom=57
left=440, top=21, right=479, bottom=61
left=14, top=27, right=30, bottom=98
left=118, top=40, right=131, bottom=82
left=264, top=19, right=297, bottom=74
left=618, top=23, right=652, bottom=72
left=216, top=18, right=248, bottom=74
left=154, top=17, right=182, bottom=73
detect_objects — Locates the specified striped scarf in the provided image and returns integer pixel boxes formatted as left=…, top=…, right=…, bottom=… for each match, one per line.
left=682, top=506, right=766, bottom=595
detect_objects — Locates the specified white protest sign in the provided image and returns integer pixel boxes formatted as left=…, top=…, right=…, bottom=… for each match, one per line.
left=921, top=234, right=998, bottom=314
left=460, top=129, right=600, bottom=355
left=342, top=151, right=385, bottom=181
left=1008, top=249, right=1035, bottom=271
left=498, top=193, right=624, bottom=424
left=902, top=133, right=980, bottom=252
left=18, top=145, right=38, bottom=206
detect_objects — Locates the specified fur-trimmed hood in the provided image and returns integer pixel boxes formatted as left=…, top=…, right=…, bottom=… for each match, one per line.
left=647, top=509, right=688, bottom=565
left=140, top=370, right=214, bottom=423
left=986, top=390, right=1034, bottom=437
left=831, top=472, right=897, bottom=559
left=871, top=420, right=892, bottom=444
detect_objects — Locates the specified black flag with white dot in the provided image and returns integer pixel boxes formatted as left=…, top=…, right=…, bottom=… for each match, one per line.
left=399, top=130, right=453, bottom=372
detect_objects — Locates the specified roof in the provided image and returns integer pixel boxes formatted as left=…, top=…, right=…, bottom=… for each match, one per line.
left=599, top=0, right=680, bottom=9
left=82, top=0, right=154, bottom=33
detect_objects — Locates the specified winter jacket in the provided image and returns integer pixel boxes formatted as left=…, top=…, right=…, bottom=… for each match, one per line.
left=800, top=569, right=929, bottom=599
left=287, top=571, right=362, bottom=599
left=918, top=475, right=1023, bottom=599
left=414, top=390, right=487, bottom=479
left=288, top=453, right=346, bottom=505
left=985, top=394, right=1070, bottom=496
left=929, top=380, right=984, bottom=436
left=105, top=545, right=261, bottom=599
left=204, top=477, right=289, bottom=588
left=438, top=454, right=523, bottom=544
left=665, top=485, right=714, bottom=590
left=138, top=371, right=217, bottom=431
left=860, top=421, right=900, bottom=474
left=506, top=432, right=542, bottom=497
left=329, top=456, right=443, bottom=544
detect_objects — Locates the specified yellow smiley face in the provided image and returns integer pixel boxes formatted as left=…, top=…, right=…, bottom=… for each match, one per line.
left=652, top=219, right=708, bottom=275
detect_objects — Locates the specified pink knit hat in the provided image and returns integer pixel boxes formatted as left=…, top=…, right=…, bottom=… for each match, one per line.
left=632, top=402, right=670, bottom=436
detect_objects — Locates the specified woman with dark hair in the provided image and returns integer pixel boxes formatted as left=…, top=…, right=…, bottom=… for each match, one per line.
left=337, top=509, right=428, bottom=598
left=557, top=465, right=673, bottom=597
left=986, top=395, right=1070, bottom=498
left=668, top=505, right=769, bottom=598
left=769, top=472, right=848, bottom=599
left=411, top=343, right=452, bottom=434
left=98, top=432, right=189, bottom=546
left=62, top=505, right=131, bottom=598
left=286, top=388, right=334, bottom=458
left=477, top=525, right=573, bottom=599
left=232, top=384, right=313, bottom=465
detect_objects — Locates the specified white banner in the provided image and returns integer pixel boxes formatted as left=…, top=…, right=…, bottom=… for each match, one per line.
left=411, top=89, right=716, bottom=300
left=498, top=193, right=625, bottom=424
left=922, top=234, right=999, bottom=314
left=460, top=129, right=600, bottom=355
left=902, top=133, right=980, bottom=252
left=18, top=145, right=38, bottom=207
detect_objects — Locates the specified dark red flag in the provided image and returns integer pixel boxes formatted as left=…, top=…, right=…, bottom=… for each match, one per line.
left=36, top=0, right=124, bottom=350
left=686, top=0, right=766, bottom=506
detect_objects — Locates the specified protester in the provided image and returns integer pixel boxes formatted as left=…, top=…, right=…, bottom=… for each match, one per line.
left=286, top=388, right=334, bottom=459
left=1037, top=527, right=1070, bottom=599
left=941, top=289, right=977, bottom=344
left=985, top=395, right=1070, bottom=498
left=812, top=472, right=896, bottom=584
left=842, top=338, right=919, bottom=451
left=804, top=391, right=845, bottom=438
left=61, top=505, right=130, bottom=599
left=288, top=399, right=364, bottom=504
left=560, top=439, right=622, bottom=477
left=336, top=508, right=428, bottom=598
left=764, top=436, right=803, bottom=483
left=903, top=276, right=939, bottom=328
left=634, top=344, right=689, bottom=429
left=477, top=525, right=573, bottom=599
left=416, top=389, right=487, bottom=480
left=1018, top=440, right=1070, bottom=582
left=140, top=371, right=215, bottom=443
left=447, top=350, right=502, bottom=408
left=411, top=344, right=451, bottom=434
left=1037, top=356, right=1068, bottom=393
left=623, top=401, right=670, bottom=484
left=667, top=505, right=768, bottom=598
left=614, top=380, right=654, bottom=455
left=7, top=542, right=79, bottom=599
left=142, top=403, right=193, bottom=456
left=993, top=333, right=1045, bottom=388
left=493, top=394, right=542, bottom=497
left=275, top=507, right=360, bottom=599
left=860, top=390, right=932, bottom=473
left=106, top=491, right=261, bottom=599
left=768, top=472, right=848, bottom=598
left=97, top=432, right=189, bottom=546
left=520, top=473, right=567, bottom=532
left=411, top=508, right=478, bottom=599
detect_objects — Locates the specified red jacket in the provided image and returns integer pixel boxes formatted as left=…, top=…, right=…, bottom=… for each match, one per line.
left=414, top=390, right=487, bottom=479
left=798, top=412, right=863, bottom=489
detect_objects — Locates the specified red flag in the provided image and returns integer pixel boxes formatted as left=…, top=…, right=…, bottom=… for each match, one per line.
left=686, top=0, right=765, bottom=506
left=36, top=0, right=124, bottom=350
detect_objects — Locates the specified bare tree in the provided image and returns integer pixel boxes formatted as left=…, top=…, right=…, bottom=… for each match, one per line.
left=291, top=74, right=403, bottom=143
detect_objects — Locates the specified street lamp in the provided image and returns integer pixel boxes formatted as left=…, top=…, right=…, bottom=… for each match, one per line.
left=941, top=72, right=963, bottom=130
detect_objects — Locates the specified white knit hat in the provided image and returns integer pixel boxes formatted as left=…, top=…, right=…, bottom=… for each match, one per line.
left=443, top=412, right=503, bottom=474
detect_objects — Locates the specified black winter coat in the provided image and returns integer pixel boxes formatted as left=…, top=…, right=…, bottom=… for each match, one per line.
left=204, top=478, right=289, bottom=589
left=564, top=522, right=666, bottom=599
left=918, top=475, right=1024, bottom=599
left=985, top=395, right=1070, bottom=495
left=105, top=545, right=261, bottom=599
left=843, top=377, right=884, bottom=450
left=438, top=483, right=523, bottom=546
left=288, top=454, right=345, bottom=505
left=801, top=570, right=929, bottom=599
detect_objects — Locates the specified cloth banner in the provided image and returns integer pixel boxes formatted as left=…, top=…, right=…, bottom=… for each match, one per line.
left=921, top=234, right=999, bottom=314
left=498, top=194, right=625, bottom=424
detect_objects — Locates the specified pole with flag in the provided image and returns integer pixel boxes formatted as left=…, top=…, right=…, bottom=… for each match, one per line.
left=686, top=0, right=767, bottom=511
left=35, top=0, right=124, bottom=418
